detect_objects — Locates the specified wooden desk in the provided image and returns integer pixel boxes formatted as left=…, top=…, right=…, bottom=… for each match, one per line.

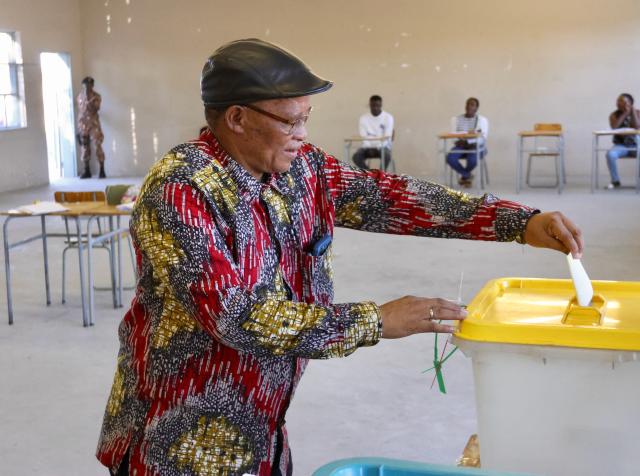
left=591, top=129, right=640, bottom=193
left=343, top=135, right=394, bottom=172
left=2, top=202, right=132, bottom=326
left=437, top=132, right=480, bottom=140
left=516, top=130, right=565, bottom=194
left=437, top=132, right=489, bottom=190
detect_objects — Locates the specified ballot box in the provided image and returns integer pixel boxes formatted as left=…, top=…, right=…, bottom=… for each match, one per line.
left=453, top=278, right=640, bottom=476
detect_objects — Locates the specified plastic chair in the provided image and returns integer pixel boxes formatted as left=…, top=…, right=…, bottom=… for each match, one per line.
left=526, top=123, right=566, bottom=190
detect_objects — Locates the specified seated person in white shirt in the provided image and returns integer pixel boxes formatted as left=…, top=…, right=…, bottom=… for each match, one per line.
left=352, top=95, right=394, bottom=170
left=446, top=97, right=489, bottom=188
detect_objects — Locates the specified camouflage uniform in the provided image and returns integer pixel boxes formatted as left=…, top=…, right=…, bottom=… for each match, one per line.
left=77, top=89, right=105, bottom=166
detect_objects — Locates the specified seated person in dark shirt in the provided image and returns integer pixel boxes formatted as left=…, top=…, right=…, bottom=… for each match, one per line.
left=606, top=93, right=640, bottom=189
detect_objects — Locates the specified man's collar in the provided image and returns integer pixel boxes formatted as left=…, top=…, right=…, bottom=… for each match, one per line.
left=200, top=129, right=295, bottom=201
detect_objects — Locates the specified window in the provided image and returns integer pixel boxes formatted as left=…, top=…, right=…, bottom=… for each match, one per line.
left=0, top=31, right=26, bottom=129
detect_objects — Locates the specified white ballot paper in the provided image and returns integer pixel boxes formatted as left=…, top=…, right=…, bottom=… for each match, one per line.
left=566, top=253, right=594, bottom=306
left=15, top=201, right=69, bottom=215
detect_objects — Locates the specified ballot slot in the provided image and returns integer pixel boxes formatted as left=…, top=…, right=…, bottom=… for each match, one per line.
left=561, top=294, right=606, bottom=326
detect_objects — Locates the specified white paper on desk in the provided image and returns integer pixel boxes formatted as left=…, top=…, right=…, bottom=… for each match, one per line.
left=611, top=127, right=637, bottom=133
left=16, top=201, right=69, bottom=215
left=116, top=202, right=135, bottom=212
left=566, top=253, right=594, bottom=306
left=594, top=127, right=638, bottom=134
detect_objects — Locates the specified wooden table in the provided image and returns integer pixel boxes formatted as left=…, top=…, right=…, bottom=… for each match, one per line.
left=343, top=135, right=394, bottom=172
left=437, top=132, right=489, bottom=190
left=591, top=129, right=640, bottom=193
left=2, top=202, right=132, bottom=326
left=516, top=130, right=565, bottom=194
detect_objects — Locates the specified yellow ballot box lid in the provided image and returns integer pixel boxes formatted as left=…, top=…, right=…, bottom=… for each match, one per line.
left=456, top=278, right=640, bottom=351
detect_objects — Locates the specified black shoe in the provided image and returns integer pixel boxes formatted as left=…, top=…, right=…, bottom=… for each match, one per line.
left=605, top=181, right=621, bottom=190
left=80, top=165, right=91, bottom=179
left=458, top=176, right=473, bottom=188
left=99, top=165, right=106, bottom=179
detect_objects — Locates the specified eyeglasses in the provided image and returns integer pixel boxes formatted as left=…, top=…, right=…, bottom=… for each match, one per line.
left=242, top=103, right=312, bottom=135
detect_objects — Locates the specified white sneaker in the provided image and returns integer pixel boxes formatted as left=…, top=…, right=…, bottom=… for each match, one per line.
left=605, top=181, right=621, bottom=190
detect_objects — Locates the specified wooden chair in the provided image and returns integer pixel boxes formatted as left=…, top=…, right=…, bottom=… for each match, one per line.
left=526, top=123, right=566, bottom=190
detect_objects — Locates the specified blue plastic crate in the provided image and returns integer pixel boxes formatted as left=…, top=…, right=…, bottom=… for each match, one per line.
left=312, top=457, right=536, bottom=476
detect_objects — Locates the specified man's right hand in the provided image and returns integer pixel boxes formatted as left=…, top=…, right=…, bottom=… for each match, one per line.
left=379, top=296, right=467, bottom=338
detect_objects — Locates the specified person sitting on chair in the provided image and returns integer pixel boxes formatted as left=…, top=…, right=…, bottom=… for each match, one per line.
left=605, top=93, right=640, bottom=189
left=352, top=95, right=394, bottom=170
left=447, top=97, right=489, bottom=188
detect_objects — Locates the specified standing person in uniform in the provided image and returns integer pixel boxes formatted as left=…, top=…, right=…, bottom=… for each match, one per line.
left=77, top=76, right=106, bottom=178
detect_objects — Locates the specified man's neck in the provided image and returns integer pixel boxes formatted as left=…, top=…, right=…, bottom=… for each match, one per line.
left=211, top=128, right=264, bottom=181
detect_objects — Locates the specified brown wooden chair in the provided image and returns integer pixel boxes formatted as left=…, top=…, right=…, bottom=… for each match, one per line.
left=526, top=123, right=566, bottom=191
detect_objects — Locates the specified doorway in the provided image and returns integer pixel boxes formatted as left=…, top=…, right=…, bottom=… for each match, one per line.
left=40, top=52, right=76, bottom=180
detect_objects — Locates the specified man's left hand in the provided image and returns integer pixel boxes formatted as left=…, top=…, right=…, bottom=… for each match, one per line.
left=523, top=212, right=584, bottom=258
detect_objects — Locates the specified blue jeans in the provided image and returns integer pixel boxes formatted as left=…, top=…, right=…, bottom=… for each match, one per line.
left=606, top=145, right=637, bottom=183
left=447, top=147, right=486, bottom=179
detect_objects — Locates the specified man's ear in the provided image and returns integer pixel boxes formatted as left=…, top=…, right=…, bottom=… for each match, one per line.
left=224, top=106, right=246, bottom=134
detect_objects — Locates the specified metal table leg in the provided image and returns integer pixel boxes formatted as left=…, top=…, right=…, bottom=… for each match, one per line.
left=117, top=216, right=123, bottom=308
left=3, top=217, right=14, bottom=325
left=516, top=136, right=522, bottom=193
left=74, top=217, right=89, bottom=327
left=591, top=134, right=598, bottom=192
left=108, top=216, right=117, bottom=308
left=558, top=135, right=565, bottom=194
left=477, top=141, right=483, bottom=190
left=40, top=215, right=51, bottom=306
left=636, top=135, right=640, bottom=194
left=344, top=141, right=352, bottom=166
left=442, top=138, right=452, bottom=187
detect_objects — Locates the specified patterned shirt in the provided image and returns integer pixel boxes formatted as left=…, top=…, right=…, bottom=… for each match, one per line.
left=96, top=129, right=536, bottom=475
left=451, top=114, right=489, bottom=145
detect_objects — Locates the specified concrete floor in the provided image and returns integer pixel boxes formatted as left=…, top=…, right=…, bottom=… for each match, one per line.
left=0, top=176, right=638, bottom=475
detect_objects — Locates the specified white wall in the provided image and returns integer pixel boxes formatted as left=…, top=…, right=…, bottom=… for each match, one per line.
left=76, top=0, right=640, bottom=182
left=2, top=0, right=639, bottom=191
left=0, top=0, right=84, bottom=193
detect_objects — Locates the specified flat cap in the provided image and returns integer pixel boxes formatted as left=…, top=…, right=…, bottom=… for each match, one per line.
left=201, top=38, right=332, bottom=107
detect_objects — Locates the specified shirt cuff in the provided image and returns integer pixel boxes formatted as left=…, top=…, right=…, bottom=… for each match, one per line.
left=343, top=301, right=382, bottom=352
left=495, top=206, right=540, bottom=243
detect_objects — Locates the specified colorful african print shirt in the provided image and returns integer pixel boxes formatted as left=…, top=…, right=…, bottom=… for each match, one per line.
left=96, top=130, right=536, bottom=475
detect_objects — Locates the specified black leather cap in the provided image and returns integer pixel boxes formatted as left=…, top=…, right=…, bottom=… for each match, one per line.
left=201, top=39, right=333, bottom=107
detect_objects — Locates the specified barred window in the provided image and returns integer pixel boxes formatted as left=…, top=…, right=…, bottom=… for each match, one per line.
left=0, top=31, right=26, bottom=130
